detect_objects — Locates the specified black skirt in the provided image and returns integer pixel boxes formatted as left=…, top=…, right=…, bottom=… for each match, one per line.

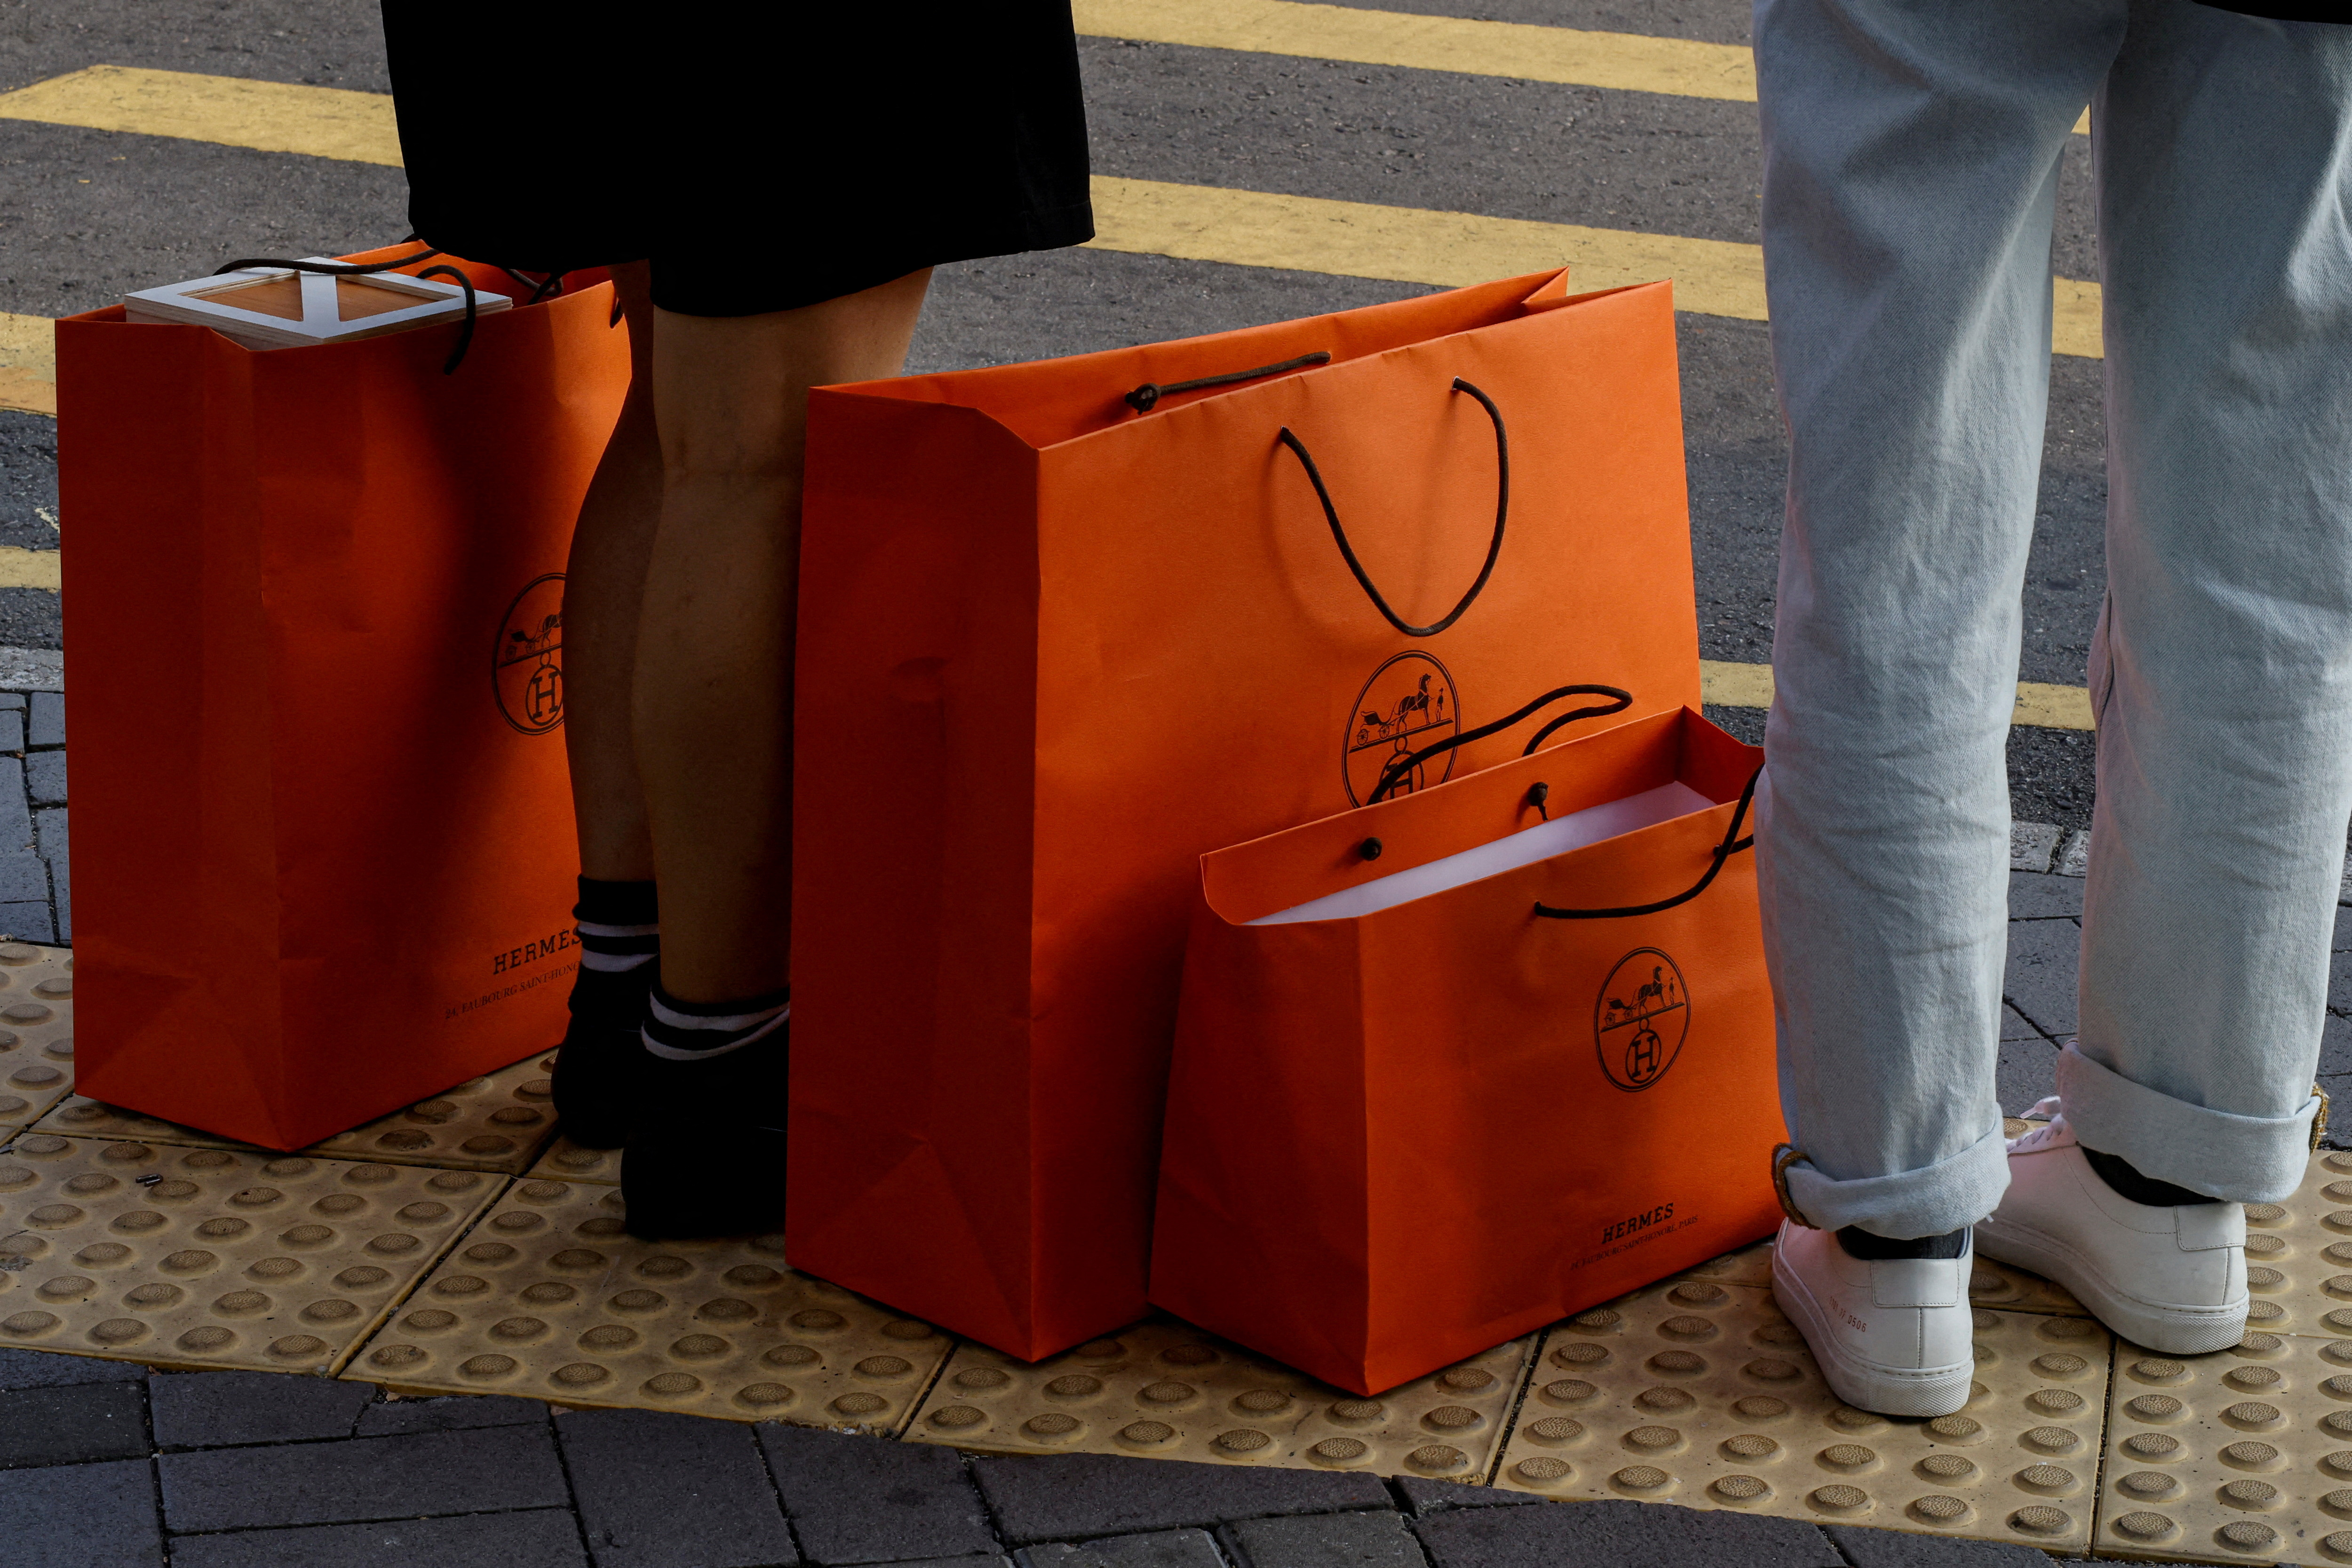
left=380, top=3, right=1096, bottom=316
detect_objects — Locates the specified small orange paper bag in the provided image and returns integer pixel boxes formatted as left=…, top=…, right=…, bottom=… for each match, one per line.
left=1151, top=708, right=1785, bottom=1394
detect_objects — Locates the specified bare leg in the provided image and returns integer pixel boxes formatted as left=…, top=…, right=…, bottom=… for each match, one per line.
left=564, top=262, right=660, bottom=881
left=634, top=269, right=932, bottom=1003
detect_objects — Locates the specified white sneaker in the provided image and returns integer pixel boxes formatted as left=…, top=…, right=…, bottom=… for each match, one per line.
left=1975, top=1101, right=2247, bottom=1354
left=1770, top=1219, right=1974, bottom=1417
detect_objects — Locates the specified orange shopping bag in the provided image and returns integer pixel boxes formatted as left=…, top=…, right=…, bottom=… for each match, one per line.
left=792, top=271, right=1702, bottom=1356
left=1151, top=708, right=1784, bottom=1394
left=56, top=246, right=628, bottom=1149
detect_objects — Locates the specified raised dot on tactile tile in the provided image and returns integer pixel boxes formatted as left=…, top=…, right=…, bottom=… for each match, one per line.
left=579, top=1325, right=637, bottom=1351
left=0, top=1311, right=55, bottom=1336
left=1612, top=1465, right=1670, bottom=1493
left=2128, top=1394, right=2184, bottom=1421
left=2111, top=1512, right=2175, bottom=1541
left=1819, top=1444, right=1876, bottom=1472
left=489, top=1214, right=542, bottom=1234
left=549, top=1249, right=606, bottom=1272
left=367, top=1234, right=421, bottom=1255
left=2247, top=1267, right=2285, bottom=1289
left=313, top=1194, right=364, bottom=1217
left=2032, top=1353, right=2087, bottom=1379
left=1526, top=1418, right=1583, bottom=1444
left=34, top=1275, right=90, bottom=1300
left=450, top=1354, right=514, bottom=1379
left=1570, top=1309, right=1621, bottom=1332
left=212, top=1290, right=269, bottom=1315
left=610, top=1289, right=666, bottom=1313
left=2328, top=1412, right=2352, bottom=1437
left=2224, top=1401, right=2284, bottom=1430
left=1743, top=1359, right=1801, bottom=1383
left=929, top=1406, right=986, bottom=1430
left=1328, top=1399, right=1384, bottom=1423
left=402, top=1310, right=458, bottom=1332
left=2218, top=1479, right=2279, bottom=1510
left=2247, top=1301, right=2286, bottom=1323
left=2122, top=1432, right=2179, bottom=1459
left=1438, top=1366, right=1495, bottom=1391
left=1669, top=1282, right=1729, bottom=1307
left=176, top=1327, right=234, bottom=1353
left=1635, top=1388, right=1694, bottom=1413
left=0, top=1167, right=32, bottom=1191
left=733, top=1384, right=794, bottom=1410
left=247, top=1259, right=302, bottom=1282
left=1735, top=1396, right=1791, bottom=1421
left=1025, top=1415, right=1081, bottom=1439
left=1722, top=1434, right=1778, bottom=1460
left=149, top=1181, right=198, bottom=1202
left=1909, top=1496, right=1971, bottom=1526
left=1552, top=1342, right=1608, bottom=1367
left=1406, top=1444, right=1466, bottom=1472
left=432, top=1275, right=490, bottom=1297
left=1140, top=1381, right=1195, bottom=1404
left=61, top=1174, right=118, bottom=1198
left=830, top=1393, right=886, bottom=1416
left=2022, top=1426, right=2078, bottom=1455
left=333, top=1267, right=392, bottom=1293
left=2226, top=1366, right=2281, bottom=1391
left=1516, top=1457, right=1574, bottom=1485
left=1808, top=1485, right=1869, bottom=1514
left=763, top=1344, right=818, bottom=1368
left=1647, top=1351, right=1707, bottom=1377
left=2017, top=1464, right=2076, bottom=1494
left=159, top=1250, right=216, bottom=1274
left=300, top=1300, right=358, bottom=1324
left=666, top=1334, right=727, bottom=1360
left=697, top=1299, right=757, bottom=1323
left=1162, top=1344, right=1218, bottom=1366
left=2218, top=1521, right=2279, bottom=1552
left=545, top=1362, right=608, bottom=1387
left=576, top=1218, right=624, bottom=1239
left=86, top=1318, right=146, bottom=1345
left=790, top=1309, right=845, bottom=1331
left=636, top=1256, right=691, bottom=1280
left=1542, top=1380, right=1597, bottom=1406
left=1122, top=1422, right=1178, bottom=1447
left=488, top=1107, right=542, bottom=1128
left=267, top=1335, right=328, bottom=1360
left=2329, top=1489, right=2352, bottom=1516
left=1659, top=1315, right=1717, bottom=1341
left=2026, top=1389, right=2083, bottom=1415
left=1231, top=1388, right=1285, bottom=1412
left=1423, top=1406, right=1483, bottom=1432
left=1624, top=1425, right=1682, bottom=1451
left=1, top=1004, right=49, bottom=1024
left=125, top=1284, right=181, bottom=1309
left=1827, top=1407, right=1887, bottom=1433
left=26, top=1205, right=81, bottom=1228
left=486, top=1318, right=547, bottom=1343
left=2118, top=1472, right=2178, bottom=1500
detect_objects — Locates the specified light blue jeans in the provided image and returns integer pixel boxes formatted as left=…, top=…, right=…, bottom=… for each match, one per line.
left=1754, top=0, right=2352, bottom=1235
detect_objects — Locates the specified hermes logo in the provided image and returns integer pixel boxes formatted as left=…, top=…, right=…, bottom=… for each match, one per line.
left=1595, top=948, right=1689, bottom=1092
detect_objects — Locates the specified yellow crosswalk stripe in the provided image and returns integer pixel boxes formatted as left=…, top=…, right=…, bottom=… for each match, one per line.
left=1073, top=0, right=2090, bottom=131
left=1701, top=660, right=2094, bottom=730
left=0, top=549, right=62, bottom=591
left=1075, top=0, right=1756, bottom=99
left=0, top=64, right=401, bottom=164
left=0, top=314, right=55, bottom=417
left=1088, top=176, right=2104, bottom=358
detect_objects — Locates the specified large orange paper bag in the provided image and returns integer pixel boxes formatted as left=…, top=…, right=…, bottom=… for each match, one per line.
left=792, top=272, right=1698, bottom=1357
left=57, top=247, right=627, bottom=1149
left=1151, top=708, right=1783, bottom=1394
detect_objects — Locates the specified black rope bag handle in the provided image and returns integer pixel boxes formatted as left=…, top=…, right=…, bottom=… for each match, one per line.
left=1531, top=765, right=1763, bottom=921
left=1368, top=683, right=1632, bottom=805
left=1278, top=377, right=1509, bottom=639
left=211, top=241, right=512, bottom=374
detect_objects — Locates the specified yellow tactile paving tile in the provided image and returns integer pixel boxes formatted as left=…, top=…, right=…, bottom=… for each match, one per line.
left=1488, top=1281, right=2111, bottom=1556
left=344, top=1178, right=948, bottom=1433
left=1661, top=1232, right=2088, bottom=1318
left=527, top=1137, right=620, bottom=1185
left=0, top=1133, right=499, bottom=1375
left=908, top=1316, right=1533, bottom=1479
left=2093, top=1331, right=2352, bottom=1565
left=0, top=945, right=74, bottom=1131
left=37, top=1051, right=562, bottom=1175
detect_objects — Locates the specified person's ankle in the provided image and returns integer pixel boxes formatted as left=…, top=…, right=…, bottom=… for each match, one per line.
left=2081, top=1145, right=2216, bottom=1207
left=1835, top=1225, right=1969, bottom=1261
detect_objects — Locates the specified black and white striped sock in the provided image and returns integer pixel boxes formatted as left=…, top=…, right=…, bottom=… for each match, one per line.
left=574, top=877, right=659, bottom=975
left=642, top=981, right=790, bottom=1060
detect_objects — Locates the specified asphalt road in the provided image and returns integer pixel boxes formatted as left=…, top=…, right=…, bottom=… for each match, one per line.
left=0, top=0, right=2113, bottom=824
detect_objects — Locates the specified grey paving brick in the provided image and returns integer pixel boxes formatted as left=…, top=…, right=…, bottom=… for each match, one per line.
left=1999, top=1003, right=2044, bottom=1042
left=0, top=1345, right=150, bottom=1390
left=36, top=804, right=64, bottom=941
left=1022, top=1529, right=1223, bottom=1568
left=1413, top=1496, right=1839, bottom=1568
left=0, top=850, right=50, bottom=903
left=2002, top=916, right=2079, bottom=1038
left=150, top=1368, right=374, bottom=1449
left=0, top=691, right=24, bottom=710
left=0, top=898, right=54, bottom=942
left=0, top=756, right=33, bottom=852
left=557, top=1406, right=794, bottom=1568
left=26, top=748, right=64, bottom=805
left=168, top=1508, right=591, bottom=1568
left=1995, top=1035, right=2058, bottom=1117
left=0, top=1377, right=148, bottom=1467
left=2008, top=869, right=2082, bottom=920
left=1391, top=1478, right=1536, bottom=1518
left=2328, top=1011, right=2352, bottom=1082
left=28, top=691, right=63, bottom=748
left=1823, top=1523, right=2053, bottom=1565
left=2009, top=821, right=2060, bottom=873
left=0, top=1456, right=163, bottom=1567
left=2056, top=828, right=2091, bottom=877
left=0, top=708, right=23, bottom=755
left=762, top=1422, right=994, bottom=1564
left=354, top=1391, right=549, bottom=1436
left=880, top=1559, right=1012, bottom=1568
left=159, top=1424, right=571, bottom=1533
left=1225, top=1510, right=1421, bottom=1568
left=970, top=1453, right=1387, bottom=1547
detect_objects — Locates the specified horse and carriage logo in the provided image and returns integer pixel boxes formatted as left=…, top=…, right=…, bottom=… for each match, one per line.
left=493, top=573, right=566, bottom=735
left=1594, top=948, right=1690, bottom=1092
left=1343, top=651, right=1462, bottom=806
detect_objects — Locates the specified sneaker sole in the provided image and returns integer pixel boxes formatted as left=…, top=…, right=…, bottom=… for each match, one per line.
left=1975, top=1218, right=2246, bottom=1355
left=1771, top=1250, right=1973, bottom=1418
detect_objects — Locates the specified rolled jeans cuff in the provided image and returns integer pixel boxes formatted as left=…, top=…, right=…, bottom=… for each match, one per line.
left=1782, top=1121, right=2011, bottom=1237
left=2057, top=1044, right=2318, bottom=1204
